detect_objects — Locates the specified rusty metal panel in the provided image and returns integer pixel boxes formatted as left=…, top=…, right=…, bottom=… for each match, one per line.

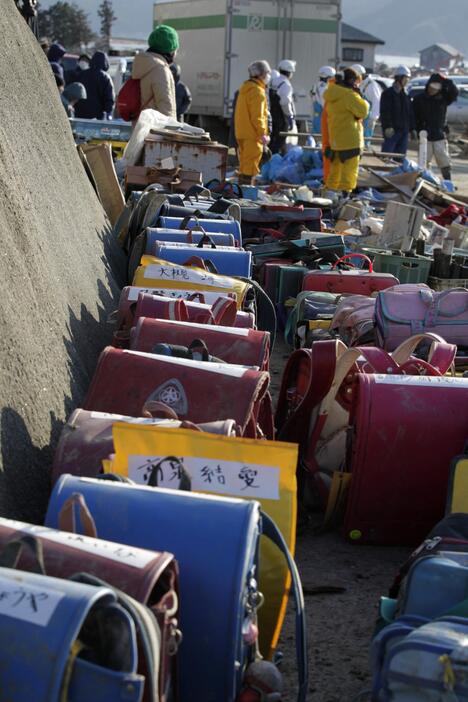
left=143, top=137, right=228, bottom=183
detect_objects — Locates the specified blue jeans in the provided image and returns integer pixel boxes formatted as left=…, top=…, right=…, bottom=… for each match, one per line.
left=382, top=130, right=409, bottom=156
left=312, top=102, right=322, bottom=135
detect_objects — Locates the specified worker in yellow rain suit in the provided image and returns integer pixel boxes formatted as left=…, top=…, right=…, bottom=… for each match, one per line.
left=234, top=60, right=271, bottom=186
left=324, top=68, right=369, bottom=196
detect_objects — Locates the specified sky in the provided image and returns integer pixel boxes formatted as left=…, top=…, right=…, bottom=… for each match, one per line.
left=38, top=0, right=467, bottom=58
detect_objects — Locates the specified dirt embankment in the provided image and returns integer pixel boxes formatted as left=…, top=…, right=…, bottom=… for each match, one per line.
left=0, top=2, right=125, bottom=522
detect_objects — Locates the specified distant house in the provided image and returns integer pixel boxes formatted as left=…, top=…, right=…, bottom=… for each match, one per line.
left=419, top=44, right=464, bottom=71
left=93, top=37, right=148, bottom=56
left=341, top=23, right=385, bottom=72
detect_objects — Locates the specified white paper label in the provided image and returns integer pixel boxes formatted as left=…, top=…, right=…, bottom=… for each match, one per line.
left=89, top=411, right=182, bottom=427
left=373, top=375, right=468, bottom=389
left=0, top=576, right=64, bottom=626
left=128, top=286, right=235, bottom=304
left=157, top=242, right=239, bottom=251
left=0, top=519, right=156, bottom=570
left=127, top=455, right=280, bottom=500
left=144, top=263, right=234, bottom=289
left=123, top=350, right=256, bottom=376
left=161, top=319, right=250, bottom=336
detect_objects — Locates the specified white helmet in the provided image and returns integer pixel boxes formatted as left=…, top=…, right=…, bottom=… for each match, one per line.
left=278, top=59, right=296, bottom=74
left=318, top=65, right=336, bottom=79
left=395, top=65, right=411, bottom=77
left=351, top=64, right=366, bottom=77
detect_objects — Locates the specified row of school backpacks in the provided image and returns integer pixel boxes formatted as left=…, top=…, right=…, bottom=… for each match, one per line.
left=0, top=186, right=309, bottom=702
left=369, top=452, right=468, bottom=700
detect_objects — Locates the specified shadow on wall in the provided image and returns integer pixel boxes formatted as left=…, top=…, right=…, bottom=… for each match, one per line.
left=0, top=248, right=124, bottom=524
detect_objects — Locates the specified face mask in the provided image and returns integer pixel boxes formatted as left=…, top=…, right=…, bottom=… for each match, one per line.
left=264, top=72, right=272, bottom=85
left=78, top=61, right=89, bottom=70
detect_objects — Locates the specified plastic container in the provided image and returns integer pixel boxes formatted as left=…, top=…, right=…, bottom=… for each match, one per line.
left=429, top=276, right=468, bottom=291
left=373, top=252, right=432, bottom=284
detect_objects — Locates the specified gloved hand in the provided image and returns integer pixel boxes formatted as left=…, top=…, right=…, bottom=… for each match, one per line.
left=384, top=127, right=395, bottom=139
left=287, top=116, right=294, bottom=130
left=261, top=134, right=270, bottom=146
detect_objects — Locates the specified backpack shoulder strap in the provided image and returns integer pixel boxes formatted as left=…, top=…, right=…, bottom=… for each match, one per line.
left=261, top=512, right=308, bottom=702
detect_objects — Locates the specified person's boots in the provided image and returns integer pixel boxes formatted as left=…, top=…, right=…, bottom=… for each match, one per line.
left=441, top=166, right=452, bottom=181
left=238, top=174, right=254, bottom=186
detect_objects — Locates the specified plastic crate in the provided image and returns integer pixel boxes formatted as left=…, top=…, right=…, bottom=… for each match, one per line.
left=372, top=252, right=432, bottom=284
left=428, top=276, right=468, bottom=291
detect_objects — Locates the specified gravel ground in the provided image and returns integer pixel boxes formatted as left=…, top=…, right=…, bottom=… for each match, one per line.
left=273, top=157, right=468, bottom=701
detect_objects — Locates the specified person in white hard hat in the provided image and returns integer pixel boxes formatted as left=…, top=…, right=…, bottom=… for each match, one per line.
left=351, top=64, right=382, bottom=145
left=269, top=59, right=297, bottom=153
left=311, top=65, right=336, bottom=134
left=379, top=65, right=415, bottom=157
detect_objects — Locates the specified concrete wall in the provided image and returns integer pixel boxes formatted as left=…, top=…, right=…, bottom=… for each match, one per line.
left=0, top=3, right=125, bottom=522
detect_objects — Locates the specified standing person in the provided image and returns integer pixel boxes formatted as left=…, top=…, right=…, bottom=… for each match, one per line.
left=47, top=42, right=66, bottom=81
left=324, top=67, right=369, bottom=197
left=234, top=60, right=271, bottom=185
left=132, top=25, right=179, bottom=119
left=269, top=59, right=296, bottom=154
left=169, top=63, right=192, bottom=122
left=351, top=64, right=382, bottom=144
left=66, top=53, right=91, bottom=85
left=74, top=51, right=115, bottom=120
left=311, top=65, right=336, bottom=135
left=413, top=73, right=458, bottom=180
left=380, top=65, right=415, bottom=157
left=61, top=83, right=87, bottom=118
left=320, top=73, right=340, bottom=185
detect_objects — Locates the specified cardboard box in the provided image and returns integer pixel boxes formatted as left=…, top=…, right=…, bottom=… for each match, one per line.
left=79, top=142, right=125, bottom=226
left=378, top=201, right=424, bottom=249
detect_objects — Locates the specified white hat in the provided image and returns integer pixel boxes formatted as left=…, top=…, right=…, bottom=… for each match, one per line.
left=395, top=65, right=411, bottom=77
left=319, top=65, right=336, bottom=79
left=351, top=64, right=366, bottom=77
left=278, top=59, right=296, bottom=73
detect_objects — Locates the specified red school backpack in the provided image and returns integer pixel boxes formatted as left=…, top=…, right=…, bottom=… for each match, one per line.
left=117, top=78, right=143, bottom=122
left=118, top=69, right=154, bottom=123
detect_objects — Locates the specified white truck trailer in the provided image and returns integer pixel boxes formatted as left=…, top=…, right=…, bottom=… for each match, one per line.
left=153, top=0, right=341, bottom=125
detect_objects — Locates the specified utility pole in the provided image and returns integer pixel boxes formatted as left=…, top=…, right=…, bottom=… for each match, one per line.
left=335, top=0, right=342, bottom=69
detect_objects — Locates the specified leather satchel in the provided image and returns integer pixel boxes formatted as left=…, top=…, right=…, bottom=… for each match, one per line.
left=83, top=347, right=273, bottom=438
left=52, top=408, right=238, bottom=484
left=375, top=285, right=468, bottom=350
left=275, top=334, right=456, bottom=506
left=302, top=254, right=399, bottom=296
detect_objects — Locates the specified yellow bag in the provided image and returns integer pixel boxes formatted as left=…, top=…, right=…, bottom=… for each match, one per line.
left=447, top=450, right=468, bottom=514
left=107, top=422, right=298, bottom=657
left=132, top=256, right=250, bottom=309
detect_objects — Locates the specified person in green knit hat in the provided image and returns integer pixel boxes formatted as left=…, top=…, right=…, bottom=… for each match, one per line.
left=132, top=24, right=180, bottom=119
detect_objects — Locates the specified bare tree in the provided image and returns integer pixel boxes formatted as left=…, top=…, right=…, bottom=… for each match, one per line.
left=98, top=0, right=117, bottom=52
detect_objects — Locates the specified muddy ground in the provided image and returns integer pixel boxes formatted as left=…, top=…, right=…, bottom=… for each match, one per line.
left=275, top=158, right=468, bottom=701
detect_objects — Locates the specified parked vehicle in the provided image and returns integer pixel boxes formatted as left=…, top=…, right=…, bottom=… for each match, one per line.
left=153, top=0, right=340, bottom=126
left=369, top=74, right=392, bottom=91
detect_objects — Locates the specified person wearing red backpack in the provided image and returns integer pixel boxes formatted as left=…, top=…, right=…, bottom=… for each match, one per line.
left=131, top=25, right=178, bottom=120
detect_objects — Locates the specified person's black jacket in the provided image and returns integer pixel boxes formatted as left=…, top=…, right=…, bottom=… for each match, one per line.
left=74, top=51, right=115, bottom=120
left=413, top=74, right=459, bottom=142
left=380, top=84, right=415, bottom=133
left=175, top=81, right=192, bottom=120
